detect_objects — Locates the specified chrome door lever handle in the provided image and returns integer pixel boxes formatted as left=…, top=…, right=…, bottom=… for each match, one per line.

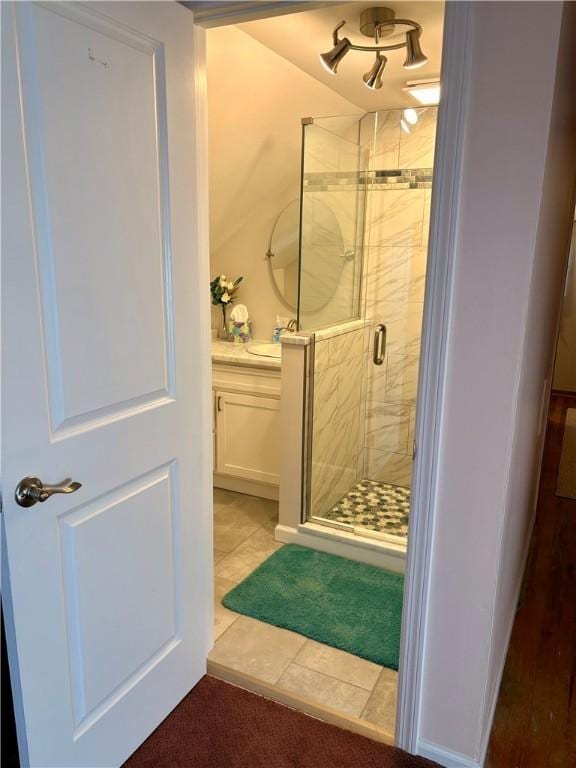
left=15, top=476, right=82, bottom=508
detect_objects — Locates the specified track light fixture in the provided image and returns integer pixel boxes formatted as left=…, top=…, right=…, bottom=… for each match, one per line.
left=363, top=52, right=387, bottom=90
left=404, top=28, right=428, bottom=69
left=320, top=7, right=428, bottom=88
left=320, top=22, right=352, bottom=74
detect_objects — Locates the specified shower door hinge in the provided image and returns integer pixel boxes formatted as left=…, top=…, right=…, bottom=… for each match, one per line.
left=301, top=116, right=314, bottom=126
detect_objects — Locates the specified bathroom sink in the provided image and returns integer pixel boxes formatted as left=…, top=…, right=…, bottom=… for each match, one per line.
left=247, top=343, right=282, bottom=359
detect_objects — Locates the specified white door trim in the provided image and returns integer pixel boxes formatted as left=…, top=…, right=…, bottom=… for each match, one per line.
left=395, top=2, right=474, bottom=753
left=183, top=1, right=340, bottom=28
left=189, top=0, right=475, bottom=757
left=190, top=21, right=216, bottom=658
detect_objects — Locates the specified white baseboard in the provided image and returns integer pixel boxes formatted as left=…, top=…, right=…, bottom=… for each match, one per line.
left=417, top=739, right=481, bottom=768
left=275, top=523, right=406, bottom=573
left=213, top=473, right=278, bottom=500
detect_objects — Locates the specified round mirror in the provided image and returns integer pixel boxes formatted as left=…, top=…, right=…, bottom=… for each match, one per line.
left=266, top=200, right=300, bottom=310
left=299, top=196, right=347, bottom=316
left=266, top=198, right=348, bottom=314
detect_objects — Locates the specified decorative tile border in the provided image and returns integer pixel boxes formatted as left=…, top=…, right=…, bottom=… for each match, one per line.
left=369, top=169, right=433, bottom=190
left=303, top=169, right=433, bottom=192
left=303, top=171, right=367, bottom=192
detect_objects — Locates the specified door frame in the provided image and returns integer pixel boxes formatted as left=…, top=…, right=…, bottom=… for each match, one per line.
left=190, top=0, right=474, bottom=754
left=0, top=0, right=475, bottom=761
left=394, top=2, right=473, bottom=753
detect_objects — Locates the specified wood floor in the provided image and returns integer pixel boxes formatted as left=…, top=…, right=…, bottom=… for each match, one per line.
left=486, top=393, right=576, bottom=767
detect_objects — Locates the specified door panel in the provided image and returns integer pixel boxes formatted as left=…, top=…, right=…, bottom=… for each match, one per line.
left=1, top=3, right=212, bottom=767
left=60, top=464, right=179, bottom=730
left=21, top=2, right=173, bottom=431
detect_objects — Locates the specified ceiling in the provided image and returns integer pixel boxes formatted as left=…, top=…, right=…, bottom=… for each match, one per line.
left=237, top=2, right=445, bottom=111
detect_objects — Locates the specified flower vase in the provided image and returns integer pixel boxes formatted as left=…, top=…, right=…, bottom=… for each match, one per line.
left=217, top=305, right=229, bottom=341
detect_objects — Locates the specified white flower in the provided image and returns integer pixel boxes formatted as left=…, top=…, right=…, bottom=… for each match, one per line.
left=220, top=274, right=226, bottom=281
left=221, top=292, right=230, bottom=303
left=227, top=281, right=235, bottom=290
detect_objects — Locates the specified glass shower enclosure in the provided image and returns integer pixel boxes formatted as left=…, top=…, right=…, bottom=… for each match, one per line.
left=297, top=118, right=368, bottom=331
left=298, top=107, right=438, bottom=548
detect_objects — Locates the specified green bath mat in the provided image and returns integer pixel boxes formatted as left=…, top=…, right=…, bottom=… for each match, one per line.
left=222, top=544, right=404, bottom=670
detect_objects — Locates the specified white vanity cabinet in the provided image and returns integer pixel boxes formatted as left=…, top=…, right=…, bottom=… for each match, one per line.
left=212, top=361, right=281, bottom=500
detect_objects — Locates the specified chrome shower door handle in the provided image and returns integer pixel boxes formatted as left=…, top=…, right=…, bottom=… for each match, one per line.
left=15, top=476, right=82, bottom=508
left=373, top=324, right=386, bottom=366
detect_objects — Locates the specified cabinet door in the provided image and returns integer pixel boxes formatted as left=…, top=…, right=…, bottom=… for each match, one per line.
left=215, top=391, right=280, bottom=485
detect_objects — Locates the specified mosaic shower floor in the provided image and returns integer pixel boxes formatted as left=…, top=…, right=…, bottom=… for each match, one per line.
left=322, top=480, right=411, bottom=537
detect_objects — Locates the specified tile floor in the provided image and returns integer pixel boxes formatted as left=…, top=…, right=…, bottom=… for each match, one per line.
left=322, top=480, right=410, bottom=537
left=209, top=488, right=398, bottom=733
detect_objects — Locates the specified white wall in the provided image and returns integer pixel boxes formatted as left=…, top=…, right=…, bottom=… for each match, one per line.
left=418, top=2, right=576, bottom=766
left=206, top=26, right=361, bottom=339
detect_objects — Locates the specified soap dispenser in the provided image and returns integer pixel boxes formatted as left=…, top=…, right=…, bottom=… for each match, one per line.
left=272, top=316, right=287, bottom=343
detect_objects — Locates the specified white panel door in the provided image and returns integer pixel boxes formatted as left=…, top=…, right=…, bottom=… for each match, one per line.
left=1, top=3, right=212, bottom=767
left=216, top=391, right=280, bottom=484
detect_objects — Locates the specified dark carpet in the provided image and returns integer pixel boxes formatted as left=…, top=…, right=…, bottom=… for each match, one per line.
left=123, top=676, right=439, bottom=768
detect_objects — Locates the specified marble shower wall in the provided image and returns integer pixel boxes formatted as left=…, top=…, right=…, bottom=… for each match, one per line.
left=360, top=107, right=437, bottom=489
left=309, top=325, right=367, bottom=518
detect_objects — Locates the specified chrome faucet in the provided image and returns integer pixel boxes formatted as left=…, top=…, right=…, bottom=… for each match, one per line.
left=278, top=318, right=297, bottom=333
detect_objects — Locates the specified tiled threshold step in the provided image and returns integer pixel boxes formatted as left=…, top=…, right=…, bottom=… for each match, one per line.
left=207, top=660, right=395, bottom=746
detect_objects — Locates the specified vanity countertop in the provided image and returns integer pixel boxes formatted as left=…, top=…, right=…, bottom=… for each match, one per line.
left=211, top=339, right=281, bottom=370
